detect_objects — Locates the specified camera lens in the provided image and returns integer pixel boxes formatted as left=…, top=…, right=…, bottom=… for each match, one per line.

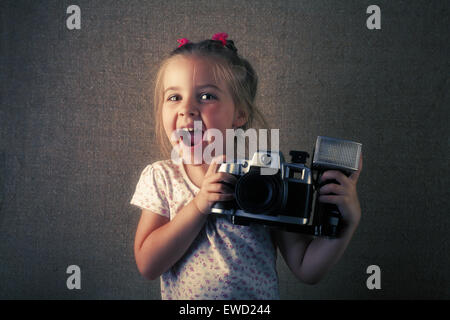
left=235, top=169, right=283, bottom=214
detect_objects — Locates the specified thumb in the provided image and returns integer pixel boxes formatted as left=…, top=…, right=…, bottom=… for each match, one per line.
left=205, top=155, right=225, bottom=177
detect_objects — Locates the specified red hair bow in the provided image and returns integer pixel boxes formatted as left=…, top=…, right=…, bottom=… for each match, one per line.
left=212, top=32, right=228, bottom=46
left=177, top=38, right=189, bottom=47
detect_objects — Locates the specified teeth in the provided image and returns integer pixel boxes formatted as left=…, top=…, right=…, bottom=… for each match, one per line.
left=179, top=128, right=202, bottom=133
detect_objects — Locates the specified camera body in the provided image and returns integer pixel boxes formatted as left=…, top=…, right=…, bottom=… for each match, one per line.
left=211, top=136, right=362, bottom=237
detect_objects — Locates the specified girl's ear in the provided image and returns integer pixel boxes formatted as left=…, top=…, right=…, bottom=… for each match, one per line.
left=233, top=109, right=248, bottom=128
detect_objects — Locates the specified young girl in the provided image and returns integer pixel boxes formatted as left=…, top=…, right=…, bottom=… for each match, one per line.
left=130, top=33, right=363, bottom=300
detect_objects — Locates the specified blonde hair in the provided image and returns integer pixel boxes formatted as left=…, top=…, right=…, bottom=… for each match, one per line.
left=153, top=39, right=269, bottom=158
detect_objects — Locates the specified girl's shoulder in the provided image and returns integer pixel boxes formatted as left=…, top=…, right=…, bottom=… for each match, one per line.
left=145, top=159, right=179, bottom=174
left=139, top=159, right=183, bottom=185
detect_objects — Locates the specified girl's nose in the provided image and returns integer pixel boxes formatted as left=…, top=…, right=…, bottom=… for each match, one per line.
left=178, top=109, right=199, bottom=117
left=178, top=98, right=199, bottom=117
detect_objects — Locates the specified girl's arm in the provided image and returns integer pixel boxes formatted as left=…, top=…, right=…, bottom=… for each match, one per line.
left=134, top=158, right=236, bottom=280
left=134, top=202, right=207, bottom=280
left=275, top=220, right=359, bottom=284
left=275, top=154, right=363, bottom=284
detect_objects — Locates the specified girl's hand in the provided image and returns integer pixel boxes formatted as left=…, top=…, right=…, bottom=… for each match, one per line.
left=193, top=157, right=237, bottom=215
left=318, top=153, right=363, bottom=228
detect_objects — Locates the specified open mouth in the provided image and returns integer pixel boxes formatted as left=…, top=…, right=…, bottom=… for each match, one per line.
left=176, top=127, right=205, bottom=147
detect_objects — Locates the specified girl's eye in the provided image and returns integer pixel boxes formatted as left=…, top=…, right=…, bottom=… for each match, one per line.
left=200, top=93, right=216, bottom=100
left=168, top=95, right=180, bottom=101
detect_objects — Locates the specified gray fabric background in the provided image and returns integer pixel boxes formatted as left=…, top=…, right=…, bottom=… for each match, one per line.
left=1, top=0, right=449, bottom=299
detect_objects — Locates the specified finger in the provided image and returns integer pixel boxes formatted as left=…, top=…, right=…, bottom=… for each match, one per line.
left=210, top=172, right=238, bottom=184
left=205, top=155, right=228, bottom=177
left=205, top=158, right=220, bottom=177
left=210, top=154, right=226, bottom=165
left=350, top=152, right=363, bottom=183
left=215, top=154, right=227, bottom=163
left=206, top=182, right=234, bottom=194
left=319, top=183, right=346, bottom=196
left=318, top=194, right=344, bottom=206
left=319, top=170, right=349, bottom=187
left=209, top=193, right=235, bottom=202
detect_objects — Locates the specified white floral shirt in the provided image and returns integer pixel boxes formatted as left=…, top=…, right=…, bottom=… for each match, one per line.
left=130, top=159, right=279, bottom=300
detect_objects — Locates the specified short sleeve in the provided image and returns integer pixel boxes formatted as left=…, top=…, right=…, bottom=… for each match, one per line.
left=130, top=164, right=170, bottom=218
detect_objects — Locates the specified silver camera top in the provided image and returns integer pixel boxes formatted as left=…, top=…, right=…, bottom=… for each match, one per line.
left=218, top=151, right=284, bottom=176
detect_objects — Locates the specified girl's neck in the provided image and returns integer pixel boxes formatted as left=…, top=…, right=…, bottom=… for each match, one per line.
left=183, top=162, right=210, bottom=189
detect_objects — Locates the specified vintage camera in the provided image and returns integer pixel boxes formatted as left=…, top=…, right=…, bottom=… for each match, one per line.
left=211, top=136, right=362, bottom=237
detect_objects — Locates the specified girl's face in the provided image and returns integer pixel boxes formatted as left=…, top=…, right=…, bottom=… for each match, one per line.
left=161, top=56, right=246, bottom=163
